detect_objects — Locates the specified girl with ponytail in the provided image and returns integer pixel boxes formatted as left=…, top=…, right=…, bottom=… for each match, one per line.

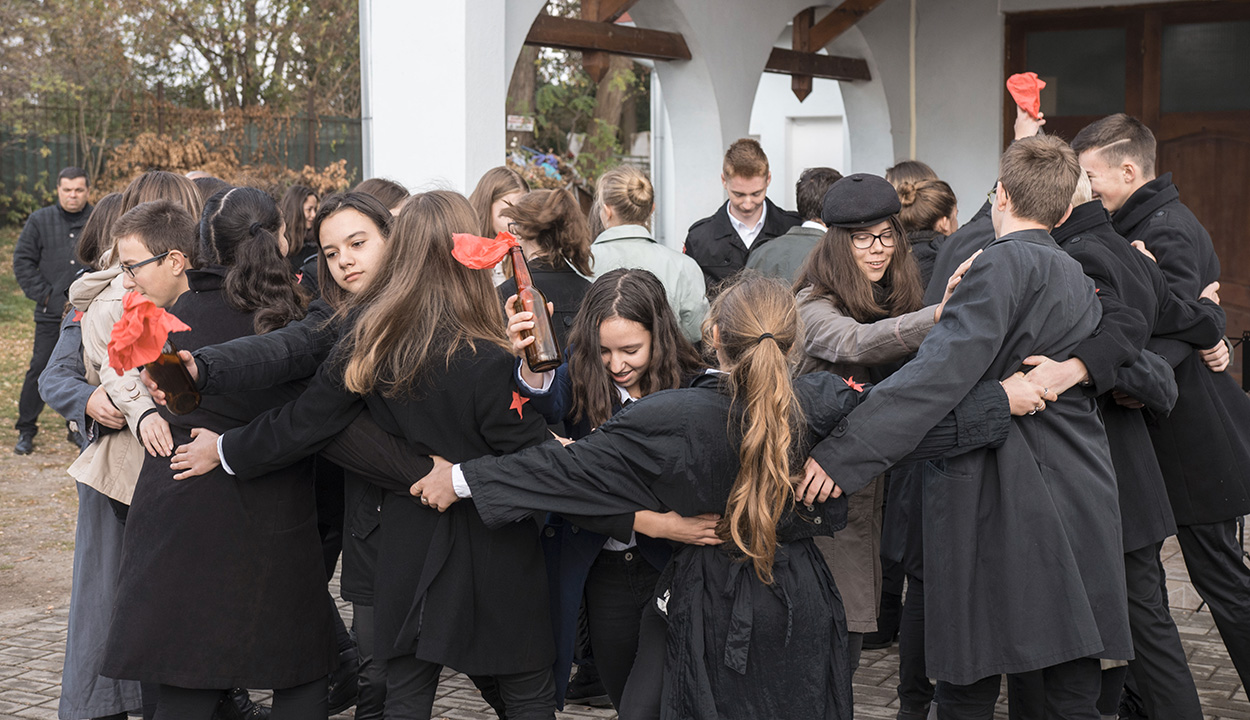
left=414, top=271, right=1040, bottom=720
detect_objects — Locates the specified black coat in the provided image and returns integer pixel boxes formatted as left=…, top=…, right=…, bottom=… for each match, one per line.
left=103, top=268, right=336, bottom=689
left=809, top=230, right=1132, bottom=684
left=461, top=372, right=1011, bottom=720
left=14, top=203, right=91, bottom=321
left=1053, top=201, right=1223, bottom=552
left=1112, top=174, right=1250, bottom=525
left=683, top=198, right=802, bottom=291
left=908, top=229, right=946, bottom=290
left=221, top=341, right=556, bottom=675
left=883, top=205, right=994, bottom=579
left=497, top=258, right=591, bottom=349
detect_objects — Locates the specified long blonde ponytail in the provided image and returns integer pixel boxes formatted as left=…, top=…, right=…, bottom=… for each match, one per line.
left=707, top=272, right=803, bottom=584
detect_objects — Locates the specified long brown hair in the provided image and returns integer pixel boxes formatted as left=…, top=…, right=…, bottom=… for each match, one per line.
left=708, top=272, right=803, bottom=585
left=896, top=179, right=956, bottom=234
left=340, top=190, right=510, bottom=397
left=568, top=268, right=706, bottom=427
left=501, top=188, right=594, bottom=276
left=280, top=184, right=317, bottom=257
left=77, top=193, right=124, bottom=269
left=469, top=166, right=530, bottom=237
left=792, top=216, right=924, bottom=322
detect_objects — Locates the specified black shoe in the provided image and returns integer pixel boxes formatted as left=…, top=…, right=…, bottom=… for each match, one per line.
left=863, top=590, right=902, bottom=649
left=13, top=432, right=33, bottom=455
left=565, top=663, right=612, bottom=708
left=214, top=688, right=271, bottom=720
left=327, top=646, right=359, bottom=715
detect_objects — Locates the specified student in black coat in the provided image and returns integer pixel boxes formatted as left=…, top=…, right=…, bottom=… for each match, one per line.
left=808, top=137, right=1132, bottom=719
left=171, top=191, right=560, bottom=720
left=1020, top=187, right=1224, bottom=719
left=497, top=188, right=594, bottom=347
left=104, top=194, right=332, bottom=718
left=1074, top=114, right=1250, bottom=689
left=158, top=192, right=396, bottom=720
left=683, top=139, right=801, bottom=291
left=411, top=273, right=1043, bottom=720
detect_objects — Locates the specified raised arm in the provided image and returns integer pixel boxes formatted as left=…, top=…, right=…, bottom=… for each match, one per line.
left=193, top=300, right=337, bottom=395
left=799, top=292, right=936, bottom=368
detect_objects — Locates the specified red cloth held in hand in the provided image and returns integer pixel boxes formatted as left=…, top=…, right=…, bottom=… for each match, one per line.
left=1007, top=72, right=1046, bottom=119
left=452, top=231, right=519, bottom=269
left=107, top=291, right=191, bottom=374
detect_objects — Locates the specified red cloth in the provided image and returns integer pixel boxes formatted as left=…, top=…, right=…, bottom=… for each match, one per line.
left=107, top=291, right=192, bottom=374
left=452, top=231, right=519, bottom=269
left=1007, top=72, right=1046, bottom=119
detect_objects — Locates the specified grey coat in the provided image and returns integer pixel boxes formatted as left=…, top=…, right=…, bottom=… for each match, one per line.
left=809, top=229, right=1131, bottom=684
left=744, top=224, right=824, bottom=283
left=793, top=287, right=936, bottom=632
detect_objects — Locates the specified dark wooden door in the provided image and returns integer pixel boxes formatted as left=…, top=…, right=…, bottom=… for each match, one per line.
left=1006, top=2, right=1250, bottom=379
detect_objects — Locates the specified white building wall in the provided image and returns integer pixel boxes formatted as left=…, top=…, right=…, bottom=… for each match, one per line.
left=748, top=74, right=848, bottom=212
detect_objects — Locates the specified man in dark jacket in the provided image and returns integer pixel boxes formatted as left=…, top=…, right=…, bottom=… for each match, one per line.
left=682, top=138, right=801, bottom=291
left=1074, top=113, right=1250, bottom=691
left=809, top=136, right=1131, bottom=719
left=744, top=166, right=841, bottom=283
left=12, top=166, right=91, bottom=454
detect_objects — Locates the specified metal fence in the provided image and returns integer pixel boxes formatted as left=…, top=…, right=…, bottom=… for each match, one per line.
left=0, top=94, right=362, bottom=214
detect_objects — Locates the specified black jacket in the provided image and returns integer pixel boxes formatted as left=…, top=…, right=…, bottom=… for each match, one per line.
left=461, top=371, right=1010, bottom=720
left=497, top=257, right=590, bottom=350
left=1113, top=173, right=1250, bottom=525
left=922, top=200, right=993, bottom=304
left=221, top=341, right=556, bottom=675
left=908, top=229, right=946, bottom=290
left=683, top=198, right=802, bottom=291
left=1054, top=201, right=1223, bottom=552
left=14, top=202, right=91, bottom=321
left=104, top=267, right=335, bottom=689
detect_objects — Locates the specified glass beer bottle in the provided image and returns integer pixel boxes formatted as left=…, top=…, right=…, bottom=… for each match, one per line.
left=508, top=245, right=562, bottom=372
left=145, top=339, right=202, bottom=415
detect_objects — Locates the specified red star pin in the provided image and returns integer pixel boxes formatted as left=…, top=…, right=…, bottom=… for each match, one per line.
left=843, top=376, right=865, bottom=392
left=510, top=391, right=529, bottom=418
left=71, top=309, right=84, bottom=322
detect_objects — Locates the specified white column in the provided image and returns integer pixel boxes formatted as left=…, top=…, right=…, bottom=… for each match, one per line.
left=359, top=0, right=511, bottom=193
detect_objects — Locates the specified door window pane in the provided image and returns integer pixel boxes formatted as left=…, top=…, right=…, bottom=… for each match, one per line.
left=1025, top=28, right=1126, bottom=116
left=1161, top=21, right=1250, bottom=113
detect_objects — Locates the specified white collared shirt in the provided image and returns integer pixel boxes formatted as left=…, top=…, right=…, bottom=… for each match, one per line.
left=801, top=220, right=826, bottom=231
left=728, top=201, right=767, bottom=248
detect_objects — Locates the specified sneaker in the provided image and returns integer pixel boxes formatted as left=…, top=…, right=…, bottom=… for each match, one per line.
left=14, top=432, right=33, bottom=455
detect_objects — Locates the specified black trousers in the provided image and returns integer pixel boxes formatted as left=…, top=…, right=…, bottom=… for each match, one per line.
left=1123, top=540, right=1203, bottom=719
left=153, top=678, right=326, bottom=720
left=17, top=319, right=60, bottom=433
left=937, top=657, right=1101, bottom=720
left=898, top=573, right=933, bottom=716
left=618, top=601, right=666, bottom=720
left=384, top=655, right=555, bottom=720
left=584, top=548, right=662, bottom=709
left=1176, top=519, right=1250, bottom=687
left=352, top=603, right=386, bottom=720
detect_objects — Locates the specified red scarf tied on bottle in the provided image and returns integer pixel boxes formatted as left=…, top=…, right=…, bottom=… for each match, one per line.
left=107, top=291, right=191, bottom=374
left=1007, top=72, right=1046, bottom=119
left=451, top=230, right=519, bottom=269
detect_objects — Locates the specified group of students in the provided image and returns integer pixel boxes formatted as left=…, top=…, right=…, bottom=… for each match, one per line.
left=33, top=104, right=1250, bottom=720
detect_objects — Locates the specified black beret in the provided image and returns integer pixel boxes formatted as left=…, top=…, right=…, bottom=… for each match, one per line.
left=821, top=173, right=901, bottom=228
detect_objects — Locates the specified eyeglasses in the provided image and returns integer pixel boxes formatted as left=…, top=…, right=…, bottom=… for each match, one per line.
left=850, top=230, right=896, bottom=250
left=120, top=251, right=170, bottom=278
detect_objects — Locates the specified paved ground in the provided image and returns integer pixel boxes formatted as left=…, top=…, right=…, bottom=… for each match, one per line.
left=2, top=537, right=1249, bottom=719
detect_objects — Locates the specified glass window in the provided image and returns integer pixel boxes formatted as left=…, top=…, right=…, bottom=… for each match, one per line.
left=1025, top=28, right=1127, bottom=116
left=1161, top=21, right=1250, bottom=113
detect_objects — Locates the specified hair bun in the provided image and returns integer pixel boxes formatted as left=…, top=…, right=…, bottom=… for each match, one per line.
left=626, top=176, right=654, bottom=208
left=896, top=182, right=918, bottom=206
left=249, top=221, right=262, bottom=235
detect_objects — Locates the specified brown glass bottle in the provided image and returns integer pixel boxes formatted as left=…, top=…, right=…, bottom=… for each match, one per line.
left=145, top=339, right=202, bottom=415
left=508, top=245, right=563, bottom=372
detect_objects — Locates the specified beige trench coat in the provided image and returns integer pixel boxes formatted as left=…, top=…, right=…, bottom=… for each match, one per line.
left=66, top=267, right=156, bottom=505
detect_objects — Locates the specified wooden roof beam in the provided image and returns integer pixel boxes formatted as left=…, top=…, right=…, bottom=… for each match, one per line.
left=810, top=0, right=888, bottom=50
left=764, top=48, right=871, bottom=82
left=524, top=14, right=691, bottom=62
left=591, top=0, right=639, bottom=24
